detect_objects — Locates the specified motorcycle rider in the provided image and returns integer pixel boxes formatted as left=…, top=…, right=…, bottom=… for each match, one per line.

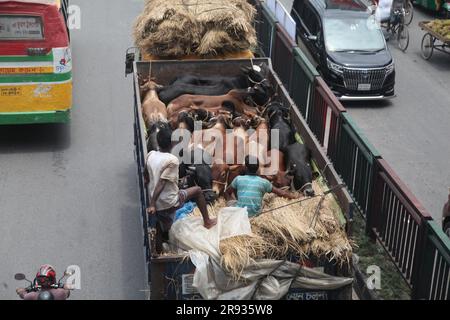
left=16, top=265, right=71, bottom=300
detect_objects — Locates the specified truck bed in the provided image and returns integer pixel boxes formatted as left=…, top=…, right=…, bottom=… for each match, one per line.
left=132, top=58, right=355, bottom=300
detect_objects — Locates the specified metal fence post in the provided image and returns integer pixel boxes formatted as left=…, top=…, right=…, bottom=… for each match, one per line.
left=366, top=158, right=381, bottom=241
left=411, top=220, right=430, bottom=299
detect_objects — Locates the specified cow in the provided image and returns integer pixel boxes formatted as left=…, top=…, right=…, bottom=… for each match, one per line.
left=259, top=149, right=292, bottom=188
left=267, top=101, right=295, bottom=152
left=284, top=143, right=315, bottom=197
left=147, top=121, right=172, bottom=152
left=166, top=89, right=260, bottom=120
left=179, top=148, right=217, bottom=205
left=157, top=65, right=268, bottom=105
left=141, top=80, right=168, bottom=128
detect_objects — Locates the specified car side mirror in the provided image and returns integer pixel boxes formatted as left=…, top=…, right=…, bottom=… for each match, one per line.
left=125, top=47, right=138, bottom=77
left=14, top=273, right=26, bottom=281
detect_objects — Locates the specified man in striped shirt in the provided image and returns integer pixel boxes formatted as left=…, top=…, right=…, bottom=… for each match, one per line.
left=225, top=156, right=299, bottom=217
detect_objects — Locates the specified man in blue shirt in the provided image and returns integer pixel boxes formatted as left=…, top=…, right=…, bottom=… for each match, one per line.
left=225, top=156, right=299, bottom=217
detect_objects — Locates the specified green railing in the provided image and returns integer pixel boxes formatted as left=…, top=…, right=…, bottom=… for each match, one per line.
left=255, top=2, right=277, bottom=58
left=414, top=221, right=450, bottom=300
left=337, top=113, right=381, bottom=217
left=290, top=48, right=319, bottom=117
left=255, top=0, right=450, bottom=300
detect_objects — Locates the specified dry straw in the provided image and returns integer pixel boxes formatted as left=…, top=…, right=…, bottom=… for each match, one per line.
left=133, top=0, right=257, bottom=58
left=192, top=181, right=354, bottom=280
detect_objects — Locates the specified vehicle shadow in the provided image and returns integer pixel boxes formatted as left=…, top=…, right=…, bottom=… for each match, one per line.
left=120, top=163, right=147, bottom=300
left=343, top=99, right=394, bottom=109
left=0, top=123, right=71, bottom=154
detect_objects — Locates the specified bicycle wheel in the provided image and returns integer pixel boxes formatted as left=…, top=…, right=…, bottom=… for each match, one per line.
left=421, top=33, right=434, bottom=60
left=404, top=0, right=414, bottom=26
left=398, top=25, right=409, bottom=52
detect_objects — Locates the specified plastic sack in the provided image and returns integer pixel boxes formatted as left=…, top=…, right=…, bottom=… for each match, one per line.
left=175, top=202, right=196, bottom=222
left=170, top=206, right=252, bottom=257
left=170, top=207, right=353, bottom=300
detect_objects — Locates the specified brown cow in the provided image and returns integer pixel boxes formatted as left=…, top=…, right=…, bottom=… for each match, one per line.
left=259, top=149, right=292, bottom=188
left=167, top=89, right=258, bottom=120
left=141, top=80, right=168, bottom=127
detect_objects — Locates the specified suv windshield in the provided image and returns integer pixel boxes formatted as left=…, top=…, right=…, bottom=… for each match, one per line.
left=323, top=16, right=385, bottom=52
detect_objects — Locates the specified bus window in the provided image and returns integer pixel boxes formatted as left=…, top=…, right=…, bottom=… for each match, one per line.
left=0, top=15, right=44, bottom=40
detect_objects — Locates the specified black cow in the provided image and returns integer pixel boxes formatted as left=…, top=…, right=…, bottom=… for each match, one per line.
left=284, top=143, right=315, bottom=197
left=147, top=121, right=171, bottom=152
left=179, top=149, right=217, bottom=204
left=267, top=102, right=295, bottom=152
left=157, top=65, right=268, bottom=105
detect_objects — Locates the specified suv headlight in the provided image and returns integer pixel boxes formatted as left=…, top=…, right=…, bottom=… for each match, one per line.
left=386, top=62, right=395, bottom=75
left=327, top=58, right=344, bottom=75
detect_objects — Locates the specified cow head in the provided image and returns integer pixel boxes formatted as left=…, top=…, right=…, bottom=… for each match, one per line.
left=211, top=163, right=230, bottom=196
left=180, top=149, right=217, bottom=204
left=247, top=81, right=273, bottom=107
left=241, top=64, right=267, bottom=85
left=288, top=163, right=314, bottom=197
left=286, top=144, right=315, bottom=197
left=147, top=121, right=171, bottom=152
left=177, top=111, right=195, bottom=132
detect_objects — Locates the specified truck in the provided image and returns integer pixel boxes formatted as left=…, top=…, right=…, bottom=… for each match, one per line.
left=125, top=0, right=450, bottom=302
left=130, top=57, right=356, bottom=300
left=127, top=0, right=358, bottom=297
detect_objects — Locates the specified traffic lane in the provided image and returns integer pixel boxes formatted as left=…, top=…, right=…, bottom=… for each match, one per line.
left=0, top=0, right=147, bottom=299
left=345, top=7, right=450, bottom=222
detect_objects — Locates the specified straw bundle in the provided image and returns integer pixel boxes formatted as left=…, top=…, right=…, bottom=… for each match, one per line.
left=133, top=0, right=257, bottom=58
left=193, top=181, right=353, bottom=280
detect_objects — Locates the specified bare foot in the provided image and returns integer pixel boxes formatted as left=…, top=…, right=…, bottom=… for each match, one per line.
left=204, top=218, right=217, bottom=229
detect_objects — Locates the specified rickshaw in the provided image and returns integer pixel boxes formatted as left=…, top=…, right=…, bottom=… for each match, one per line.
left=374, top=0, right=411, bottom=51
left=419, top=19, right=450, bottom=59
left=414, top=0, right=450, bottom=18
left=0, top=0, right=71, bottom=125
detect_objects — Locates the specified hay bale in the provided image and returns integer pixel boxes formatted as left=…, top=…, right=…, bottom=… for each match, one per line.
left=133, top=0, right=257, bottom=58
left=192, top=181, right=354, bottom=280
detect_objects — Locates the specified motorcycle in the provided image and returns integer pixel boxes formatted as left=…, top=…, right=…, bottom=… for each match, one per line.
left=14, top=268, right=74, bottom=298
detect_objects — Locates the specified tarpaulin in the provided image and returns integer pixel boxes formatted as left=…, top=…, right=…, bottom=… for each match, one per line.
left=169, top=207, right=353, bottom=300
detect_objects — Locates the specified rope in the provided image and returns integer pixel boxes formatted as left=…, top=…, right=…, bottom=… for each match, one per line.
left=259, top=183, right=345, bottom=215
left=309, top=194, right=327, bottom=229
left=295, top=182, right=313, bottom=193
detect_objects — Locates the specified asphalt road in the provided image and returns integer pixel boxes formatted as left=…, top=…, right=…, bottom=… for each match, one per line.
left=344, top=7, right=450, bottom=222
left=278, top=0, right=449, bottom=222
left=0, top=0, right=147, bottom=299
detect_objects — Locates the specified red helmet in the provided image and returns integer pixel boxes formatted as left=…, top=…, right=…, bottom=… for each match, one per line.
left=36, top=265, right=56, bottom=288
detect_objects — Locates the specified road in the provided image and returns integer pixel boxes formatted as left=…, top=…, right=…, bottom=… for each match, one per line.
left=344, top=7, right=450, bottom=222
left=0, top=0, right=147, bottom=299
left=278, top=0, right=449, bottom=222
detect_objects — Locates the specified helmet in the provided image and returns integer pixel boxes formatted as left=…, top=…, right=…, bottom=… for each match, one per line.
left=36, top=265, right=56, bottom=288
left=37, top=291, right=55, bottom=300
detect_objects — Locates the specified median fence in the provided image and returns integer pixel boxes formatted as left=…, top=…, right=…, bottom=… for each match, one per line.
left=255, top=0, right=450, bottom=300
